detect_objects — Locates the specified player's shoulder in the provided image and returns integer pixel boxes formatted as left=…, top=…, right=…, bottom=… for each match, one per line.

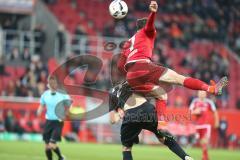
left=205, top=98, right=214, bottom=104
left=57, top=90, right=71, bottom=98
left=111, top=81, right=131, bottom=96
left=41, top=89, right=51, bottom=96
left=192, top=97, right=200, bottom=102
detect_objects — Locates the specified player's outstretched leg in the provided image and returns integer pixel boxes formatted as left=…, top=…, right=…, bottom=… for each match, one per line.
left=122, top=146, right=133, bottom=160
left=159, top=68, right=228, bottom=95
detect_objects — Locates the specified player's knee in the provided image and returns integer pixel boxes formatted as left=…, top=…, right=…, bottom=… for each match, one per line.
left=173, top=72, right=186, bottom=85
left=150, top=87, right=168, bottom=100
left=156, top=130, right=175, bottom=147
left=161, top=69, right=185, bottom=85
left=122, top=146, right=132, bottom=151
left=45, top=144, right=51, bottom=150
left=49, top=142, right=57, bottom=149
left=158, top=137, right=165, bottom=144
left=200, top=138, right=208, bottom=145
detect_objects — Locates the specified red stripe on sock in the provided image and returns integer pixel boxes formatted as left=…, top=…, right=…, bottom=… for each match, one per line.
left=156, top=99, right=167, bottom=121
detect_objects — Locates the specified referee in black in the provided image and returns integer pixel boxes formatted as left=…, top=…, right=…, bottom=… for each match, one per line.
left=37, top=75, right=72, bottom=160
left=109, top=81, right=194, bottom=160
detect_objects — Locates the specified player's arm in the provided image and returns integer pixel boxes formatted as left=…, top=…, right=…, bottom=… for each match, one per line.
left=110, top=108, right=124, bottom=124
left=213, top=110, right=219, bottom=128
left=117, top=52, right=127, bottom=76
left=37, top=104, right=44, bottom=117
left=189, top=99, right=201, bottom=115
left=144, top=1, right=158, bottom=33
left=208, top=99, right=219, bottom=128
left=110, top=110, right=121, bottom=124
left=37, top=94, right=45, bottom=116
left=63, top=95, right=73, bottom=118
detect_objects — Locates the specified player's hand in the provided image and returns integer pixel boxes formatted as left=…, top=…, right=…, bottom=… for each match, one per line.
left=149, top=1, right=158, bottom=13
left=117, top=108, right=125, bottom=119
left=192, top=108, right=201, bottom=115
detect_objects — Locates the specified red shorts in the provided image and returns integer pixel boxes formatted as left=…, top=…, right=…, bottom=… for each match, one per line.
left=195, top=124, right=211, bottom=139
left=126, top=62, right=166, bottom=94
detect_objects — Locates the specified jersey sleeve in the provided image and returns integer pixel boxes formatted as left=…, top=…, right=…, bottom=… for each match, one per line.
left=207, top=98, right=216, bottom=112
left=189, top=98, right=197, bottom=111
left=144, top=12, right=156, bottom=36
left=109, top=92, right=119, bottom=112
left=40, top=93, right=45, bottom=106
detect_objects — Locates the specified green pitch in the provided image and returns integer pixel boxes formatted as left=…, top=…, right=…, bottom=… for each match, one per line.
left=0, top=141, right=239, bottom=160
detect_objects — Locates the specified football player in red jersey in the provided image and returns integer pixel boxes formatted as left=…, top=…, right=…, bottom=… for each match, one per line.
left=189, top=91, right=219, bottom=160
left=117, top=1, right=228, bottom=121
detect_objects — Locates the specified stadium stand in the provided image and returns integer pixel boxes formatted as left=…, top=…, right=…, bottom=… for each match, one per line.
left=0, top=0, right=240, bottom=147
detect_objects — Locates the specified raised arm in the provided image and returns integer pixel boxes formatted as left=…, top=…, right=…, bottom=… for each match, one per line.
left=144, top=12, right=156, bottom=32
left=144, top=1, right=158, bottom=33
left=117, top=53, right=127, bottom=75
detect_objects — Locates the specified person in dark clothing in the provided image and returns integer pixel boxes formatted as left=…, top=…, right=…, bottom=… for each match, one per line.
left=109, top=81, right=194, bottom=160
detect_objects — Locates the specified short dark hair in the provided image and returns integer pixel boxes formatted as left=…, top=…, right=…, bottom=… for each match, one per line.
left=136, top=18, right=147, bottom=30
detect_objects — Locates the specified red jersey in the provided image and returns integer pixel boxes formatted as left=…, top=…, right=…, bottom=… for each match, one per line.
left=189, top=98, right=216, bottom=125
left=118, top=12, right=157, bottom=74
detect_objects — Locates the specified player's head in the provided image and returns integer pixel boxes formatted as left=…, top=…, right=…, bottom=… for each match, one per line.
left=197, top=91, right=207, bottom=99
left=47, top=75, right=58, bottom=91
left=136, top=18, right=147, bottom=30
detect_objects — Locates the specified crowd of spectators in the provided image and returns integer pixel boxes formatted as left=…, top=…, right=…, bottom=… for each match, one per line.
left=0, top=16, right=46, bottom=57
left=181, top=50, right=229, bottom=83
left=0, top=0, right=236, bottom=106
left=0, top=109, right=43, bottom=134
left=102, top=0, right=234, bottom=106
left=0, top=54, right=48, bottom=97
left=103, top=0, right=240, bottom=55
left=0, top=14, right=49, bottom=97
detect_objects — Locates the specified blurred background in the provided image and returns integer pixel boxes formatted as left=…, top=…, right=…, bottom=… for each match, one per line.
left=0, top=0, right=240, bottom=157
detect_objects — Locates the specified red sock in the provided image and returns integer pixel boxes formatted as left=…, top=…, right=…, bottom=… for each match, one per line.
left=183, top=77, right=209, bottom=91
left=202, top=144, right=209, bottom=160
left=156, top=99, right=167, bottom=121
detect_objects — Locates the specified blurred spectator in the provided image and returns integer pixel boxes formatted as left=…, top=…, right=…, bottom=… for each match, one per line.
left=0, top=57, right=9, bottom=76
left=228, top=134, right=238, bottom=150
left=236, top=98, right=240, bottom=110
left=21, top=48, right=31, bottom=63
left=71, top=121, right=81, bottom=134
left=56, top=24, right=66, bottom=56
left=134, top=0, right=148, bottom=11
left=5, top=80, right=16, bottom=96
left=19, top=111, right=32, bottom=133
left=34, top=24, right=46, bottom=54
left=42, top=0, right=57, bottom=5
left=4, top=110, right=15, bottom=132
left=0, top=110, right=5, bottom=132
left=170, top=23, right=183, bottom=39
left=218, top=116, right=228, bottom=148
left=73, top=24, right=88, bottom=54
left=9, top=48, right=20, bottom=61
